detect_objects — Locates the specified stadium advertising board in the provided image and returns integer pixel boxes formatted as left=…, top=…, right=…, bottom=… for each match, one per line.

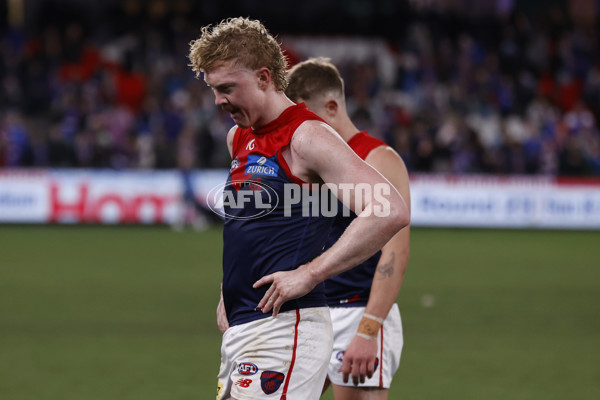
left=0, top=169, right=226, bottom=225
left=410, top=174, right=600, bottom=229
left=0, top=170, right=599, bottom=228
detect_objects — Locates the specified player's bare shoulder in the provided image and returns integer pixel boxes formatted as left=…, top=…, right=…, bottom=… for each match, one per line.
left=290, top=120, right=348, bottom=161
left=366, top=144, right=407, bottom=171
left=226, top=125, right=239, bottom=157
left=366, top=143, right=411, bottom=207
left=285, top=120, right=347, bottom=182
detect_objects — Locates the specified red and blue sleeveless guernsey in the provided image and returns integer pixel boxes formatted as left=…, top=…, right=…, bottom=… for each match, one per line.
left=222, top=103, right=333, bottom=326
left=324, top=131, right=388, bottom=307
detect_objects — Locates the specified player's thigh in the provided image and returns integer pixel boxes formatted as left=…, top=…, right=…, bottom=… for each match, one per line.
left=332, top=384, right=388, bottom=400
left=218, top=307, right=331, bottom=399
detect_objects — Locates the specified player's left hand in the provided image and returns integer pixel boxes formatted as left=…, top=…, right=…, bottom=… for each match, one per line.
left=340, top=334, right=378, bottom=386
left=253, top=264, right=318, bottom=317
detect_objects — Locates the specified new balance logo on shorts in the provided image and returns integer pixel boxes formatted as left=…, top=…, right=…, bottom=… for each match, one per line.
left=235, top=378, right=252, bottom=388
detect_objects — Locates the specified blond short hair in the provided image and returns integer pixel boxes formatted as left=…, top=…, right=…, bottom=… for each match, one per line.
left=286, top=57, right=345, bottom=102
left=188, top=17, right=288, bottom=91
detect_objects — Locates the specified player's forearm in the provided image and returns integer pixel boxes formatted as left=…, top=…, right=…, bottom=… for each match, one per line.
left=308, top=206, right=408, bottom=283
left=364, top=245, right=409, bottom=320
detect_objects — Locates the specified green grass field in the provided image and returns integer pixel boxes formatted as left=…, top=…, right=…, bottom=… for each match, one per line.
left=1, top=225, right=599, bottom=400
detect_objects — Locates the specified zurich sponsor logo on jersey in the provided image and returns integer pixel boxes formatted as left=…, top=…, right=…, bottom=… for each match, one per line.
left=238, top=362, right=258, bottom=376
left=245, top=155, right=278, bottom=177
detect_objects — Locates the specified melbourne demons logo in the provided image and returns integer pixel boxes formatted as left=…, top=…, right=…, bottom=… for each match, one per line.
left=238, top=362, right=258, bottom=376
left=260, top=371, right=285, bottom=395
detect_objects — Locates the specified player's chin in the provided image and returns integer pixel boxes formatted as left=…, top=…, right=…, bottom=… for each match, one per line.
left=231, top=113, right=250, bottom=129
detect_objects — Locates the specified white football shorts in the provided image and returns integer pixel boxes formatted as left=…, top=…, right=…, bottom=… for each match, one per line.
left=216, top=307, right=332, bottom=399
left=327, top=303, right=403, bottom=388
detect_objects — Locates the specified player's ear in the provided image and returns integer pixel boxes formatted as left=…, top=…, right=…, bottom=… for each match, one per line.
left=256, top=67, right=271, bottom=90
left=324, top=99, right=338, bottom=118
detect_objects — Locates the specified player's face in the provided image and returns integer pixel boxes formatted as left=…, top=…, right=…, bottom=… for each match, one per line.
left=204, top=63, right=263, bottom=129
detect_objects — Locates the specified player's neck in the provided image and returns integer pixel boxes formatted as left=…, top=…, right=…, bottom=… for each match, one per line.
left=335, top=115, right=361, bottom=142
left=253, top=91, right=296, bottom=130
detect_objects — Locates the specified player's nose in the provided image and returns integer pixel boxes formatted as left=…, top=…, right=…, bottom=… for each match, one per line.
left=214, top=92, right=229, bottom=107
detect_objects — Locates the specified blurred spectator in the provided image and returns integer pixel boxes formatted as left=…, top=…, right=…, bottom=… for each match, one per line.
left=0, top=0, right=599, bottom=177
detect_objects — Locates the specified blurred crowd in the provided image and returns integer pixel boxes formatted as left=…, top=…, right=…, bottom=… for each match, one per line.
left=1, top=0, right=599, bottom=176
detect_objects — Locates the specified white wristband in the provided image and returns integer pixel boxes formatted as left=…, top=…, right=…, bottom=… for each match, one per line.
left=363, top=313, right=384, bottom=324
left=356, top=332, right=377, bottom=341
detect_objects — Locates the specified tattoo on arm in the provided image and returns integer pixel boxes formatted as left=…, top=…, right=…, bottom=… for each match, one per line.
left=376, top=252, right=395, bottom=279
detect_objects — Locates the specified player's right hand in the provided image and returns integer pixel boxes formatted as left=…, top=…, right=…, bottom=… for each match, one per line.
left=253, top=263, right=319, bottom=317
left=340, top=334, right=378, bottom=385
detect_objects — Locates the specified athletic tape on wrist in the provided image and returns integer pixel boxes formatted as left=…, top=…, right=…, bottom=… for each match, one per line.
left=363, top=313, right=385, bottom=324
left=356, top=332, right=378, bottom=341
left=357, top=313, right=382, bottom=340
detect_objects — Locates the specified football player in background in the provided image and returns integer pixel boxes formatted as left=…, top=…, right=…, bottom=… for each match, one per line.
left=287, top=57, right=411, bottom=399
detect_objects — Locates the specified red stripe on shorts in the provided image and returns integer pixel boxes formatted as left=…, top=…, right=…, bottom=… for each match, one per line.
left=280, top=309, right=301, bottom=399
left=379, top=324, right=384, bottom=388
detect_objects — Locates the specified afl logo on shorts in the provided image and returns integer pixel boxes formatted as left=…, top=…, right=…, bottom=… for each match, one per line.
left=260, top=371, right=285, bottom=395
left=238, top=362, right=258, bottom=376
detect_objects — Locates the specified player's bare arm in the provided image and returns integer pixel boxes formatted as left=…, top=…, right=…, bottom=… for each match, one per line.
left=215, top=125, right=238, bottom=335
left=216, top=284, right=229, bottom=334
left=339, top=145, right=411, bottom=387
left=253, top=121, right=410, bottom=316
left=363, top=146, right=411, bottom=318
left=226, top=125, right=237, bottom=157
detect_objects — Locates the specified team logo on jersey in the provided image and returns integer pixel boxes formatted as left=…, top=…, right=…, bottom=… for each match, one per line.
left=238, top=362, right=258, bottom=376
left=260, top=371, right=285, bottom=395
left=230, top=157, right=240, bottom=171
left=245, top=155, right=279, bottom=177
